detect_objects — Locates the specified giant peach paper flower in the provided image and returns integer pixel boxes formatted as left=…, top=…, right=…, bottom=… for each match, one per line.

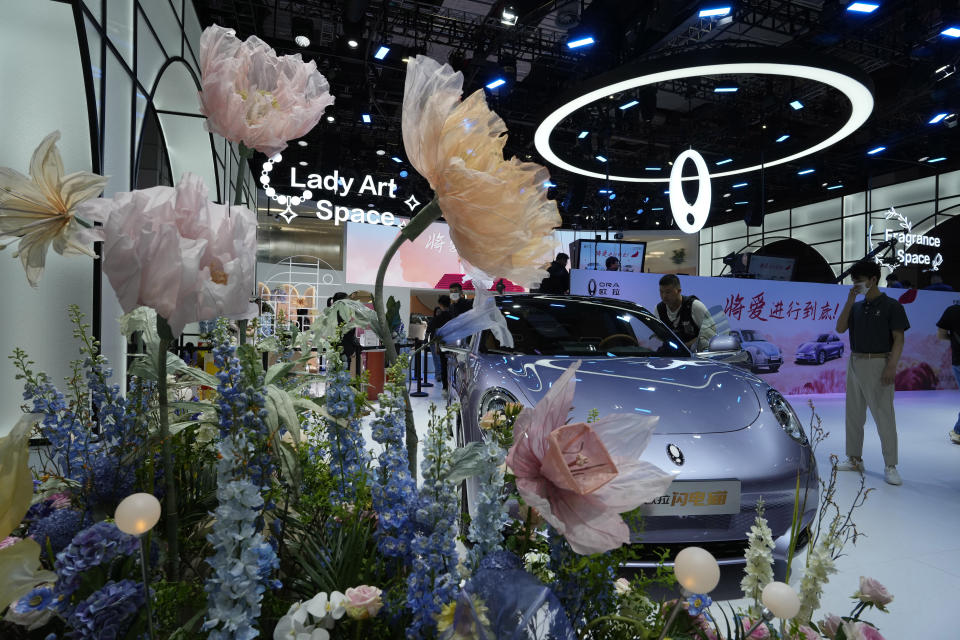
left=505, top=362, right=674, bottom=555
left=199, top=24, right=334, bottom=157
left=401, top=56, right=561, bottom=287
left=76, top=173, right=257, bottom=336
left=0, top=131, right=107, bottom=287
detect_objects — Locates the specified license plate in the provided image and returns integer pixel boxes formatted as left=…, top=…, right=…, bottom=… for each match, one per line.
left=639, top=480, right=741, bottom=516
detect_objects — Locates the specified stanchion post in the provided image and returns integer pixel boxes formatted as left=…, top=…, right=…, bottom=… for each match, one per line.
left=410, top=338, right=428, bottom=397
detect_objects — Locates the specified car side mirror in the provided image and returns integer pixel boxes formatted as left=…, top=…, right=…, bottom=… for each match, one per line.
left=706, top=334, right=742, bottom=352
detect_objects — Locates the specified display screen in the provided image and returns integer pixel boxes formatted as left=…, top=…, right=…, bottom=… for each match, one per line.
left=573, top=240, right=646, bottom=273
left=748, top=255, right=795, bottom=281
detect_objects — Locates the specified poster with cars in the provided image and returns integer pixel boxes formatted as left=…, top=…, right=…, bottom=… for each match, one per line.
left=570, top=269, right=959, bottom=394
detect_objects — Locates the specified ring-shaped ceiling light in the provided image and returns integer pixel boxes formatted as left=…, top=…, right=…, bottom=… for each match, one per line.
left=534, top=50, right=875, bottom=183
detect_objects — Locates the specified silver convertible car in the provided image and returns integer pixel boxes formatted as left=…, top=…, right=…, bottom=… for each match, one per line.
left=446, top=294, right=818, bottom=572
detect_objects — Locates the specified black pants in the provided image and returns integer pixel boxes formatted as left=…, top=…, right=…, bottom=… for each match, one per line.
left=439, top=351, right=449, bottom=390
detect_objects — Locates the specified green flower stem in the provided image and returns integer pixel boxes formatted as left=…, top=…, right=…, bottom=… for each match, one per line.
left=579, top=614, right=648, bottom=638
left=656, top=599, right=684, bottom=640
left=235, top=142, right=253, bottom=345
left=157, top=315, right=180, bottom=581
left=354, top=619, right=364, bottom=640
left=373, top=196, right=442, bottom=479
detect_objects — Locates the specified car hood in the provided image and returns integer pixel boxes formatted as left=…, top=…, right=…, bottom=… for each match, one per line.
left=495, top=356, right=762, bottom=434
left=795, top=342, right=818, bottom=352
left=746, top=341, right=781, bottom=356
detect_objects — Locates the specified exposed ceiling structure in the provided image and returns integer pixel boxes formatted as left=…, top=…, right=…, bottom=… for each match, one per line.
left=191, top=0, right=960, bottom=230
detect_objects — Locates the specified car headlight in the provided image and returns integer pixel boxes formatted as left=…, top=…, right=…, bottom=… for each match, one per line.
left=478, top=387, right=519, bottom=423
left=767, top=389, right=808, bottom=444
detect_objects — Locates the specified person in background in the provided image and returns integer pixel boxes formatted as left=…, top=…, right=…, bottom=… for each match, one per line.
left=835, top=260, right=909, bottom=486
left=428, top=295, right=453, bottom=392
left=449, top=282, right=473, bottom=317
left=328, top=292, right=361, bottom=374
left=605, top=256, right=621, bottom=271
left=539, top=252, right=570, bottom=294
left=656, top=274, right=717, bottom=351
left=937, top=303, right=960, bottom=444
left=885, top=273, right=904, bottom=289
left=925, top=273, right=954, bottom=292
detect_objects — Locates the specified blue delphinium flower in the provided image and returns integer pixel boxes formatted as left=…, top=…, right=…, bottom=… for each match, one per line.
left=202, top=321, right=280, bottom=640
left=11, top=585, right=55, bottom=613
left=323, top=356, right=369, bottom=503
left=407, top=405, right=461, bottom=639
left=369, top=364, right=418, bottom=561
left=28, top=509, right=85, bottom=558
left=66, top=579, right=145, bottom=639
left=687, top=593, right=712, bottom=617
left=52, top=521, right=140, bottom=613
left=467, top=438, right=508, bottom=568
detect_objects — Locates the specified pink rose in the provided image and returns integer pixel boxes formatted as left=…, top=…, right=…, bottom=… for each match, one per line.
left=48, top=493, right=71, bottom=510
left=841, top=621, right=886, bottom=640
left=78, top=173, right=257, bottom=337
left=741, top=618, right=771, bottom=639
left=818, top=614, right=842, bottom=639
left=796, top=625, right=821, bottom=640
left=344, top=585, right=383, bottom=620
left=854, top=576, right=893, bottom=607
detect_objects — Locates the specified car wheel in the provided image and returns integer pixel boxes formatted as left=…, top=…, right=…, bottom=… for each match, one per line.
left=817, top=350, right=825, bottom=365
left=769, top=364, right=781, bottom=373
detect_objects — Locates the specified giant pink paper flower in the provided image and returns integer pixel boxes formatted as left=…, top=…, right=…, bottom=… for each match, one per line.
left=401, top=56, right=561, bottom=287
left=198, top=25, right=334, bottom=157
left=505, top=362, right=674, bottom=555
left=76, top=173, right=257, bottom=336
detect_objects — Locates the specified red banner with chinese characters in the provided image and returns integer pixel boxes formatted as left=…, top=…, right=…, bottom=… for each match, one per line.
left=570, top=270, right=959, bottom=394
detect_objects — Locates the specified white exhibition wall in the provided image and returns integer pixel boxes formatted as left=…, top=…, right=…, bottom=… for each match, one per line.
left=699, top=170, right=960, bottom=282
left=0, top=0, right=253, bottom=430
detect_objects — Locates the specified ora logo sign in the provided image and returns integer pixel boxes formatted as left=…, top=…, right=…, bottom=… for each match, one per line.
left=668, top=150, right=712, bottom=234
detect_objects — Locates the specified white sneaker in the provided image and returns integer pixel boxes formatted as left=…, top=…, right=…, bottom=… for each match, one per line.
left=836, top=457, right=864, bottom=473
left=950, top=431, right=960, bottom=444
left=884, top=466, right=902, bottom=486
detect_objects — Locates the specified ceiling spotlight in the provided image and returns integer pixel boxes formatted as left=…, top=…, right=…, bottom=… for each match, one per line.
left=826, top=184, right=843, bottom=190
left=486, top=78, right=507, bottom=90
left=918, top=156, right=929, bottom=162
left=326, top=115, right=335, bottom=123
left=651, top=207, right=664, bottom=211
left=299, top=161, right=308, bottom=166
left=928, top=156, right=947, bottom=163
left=790, top=100, right=804, bottom=110
left=347, top=39, right=359, bottom=48
left=723, top=192, right=731, bottom=198
left=578, top=131, right=589, bottom=139
left=376, top=149, right=385, bottom=156
left=767, top=198, right=774, bottom=203
left=714, top=83, right=739, bottom=93
left=867, top=146, right=886, bottom=155
left=732, top=182, right=748, bottom=188
left=297, top=140, right=308, bottom=147
left=401, top=57, right=410, bottom=63
left=929, top=112, right=950, bottom=124
left=716, top=158, right=733, bottom=165
left=699, top=7, right=731, bottom=19
left=644, top=167, right=661, bottom=171
left=567, top=36, right=595, bottom=49
left=775, top=134, right=790, bottom=142
left=361, top=114, right=372, bottom=124
left=399, top=170, right=409, bottom=178
left=501, top=6, right=518, bottom=26
left=619, top=100, right=640, bottom=110
left=295, top=35, right=311, bottom=48
left=846, top=3, right=879, bottom=13
left=798, top=168, right=815, bottom=175
left=391, top=156, right=403, bottom=163
left=942, top=27, right=960, bottom=38
left=374, top=46, right=390, bottom=60
left=596, top=155, right=608, bottom=163
left=734, top=201, right=748, bottom=205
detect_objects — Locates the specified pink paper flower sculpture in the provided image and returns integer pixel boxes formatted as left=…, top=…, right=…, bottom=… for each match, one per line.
left=198, top=25, right=334, bottom=157
left=76, top=173, right=257, bottom=336
left=401, top=56, right=561, bottom=286
left=505, top=361, right=674, bottom=555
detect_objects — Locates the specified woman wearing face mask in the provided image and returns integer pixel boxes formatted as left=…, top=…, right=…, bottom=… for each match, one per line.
left=835, top=260, right=909, bottom=486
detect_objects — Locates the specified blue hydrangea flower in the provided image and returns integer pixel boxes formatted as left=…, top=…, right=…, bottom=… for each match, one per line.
left=29, top=509, right=84, bottom=558
left=66, top=579, right=145, bottom=639
left=52, top=521, right=140, bottom=613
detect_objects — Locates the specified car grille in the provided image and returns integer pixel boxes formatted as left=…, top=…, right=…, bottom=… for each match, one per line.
left=630, top=539, right=750, bottom=563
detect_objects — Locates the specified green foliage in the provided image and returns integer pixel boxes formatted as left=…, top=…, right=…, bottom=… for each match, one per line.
left=154, top=580, right=206, bottom=639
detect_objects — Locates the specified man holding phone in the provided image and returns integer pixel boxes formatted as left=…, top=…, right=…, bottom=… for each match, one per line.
left=835, top=260, right=909, bottom=485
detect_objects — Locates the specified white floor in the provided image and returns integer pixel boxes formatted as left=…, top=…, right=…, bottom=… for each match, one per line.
left=402, top=372, right=960, bottom=639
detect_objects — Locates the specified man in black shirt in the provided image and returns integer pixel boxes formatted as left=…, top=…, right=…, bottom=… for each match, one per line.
left=539, top=253, right=570, bottom=294
left=428, top=295, right=453, bottom=391
left=937, top=303, right=960, bottom=443
left=835, top=261, right=909, bottom=485
left=449, top=282, right=473, bottom=317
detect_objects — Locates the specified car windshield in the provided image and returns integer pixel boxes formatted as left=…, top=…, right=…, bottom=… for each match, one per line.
left=480, top=297, right=690, bottom=357
left=740, top=330, right=760, bottom=341
left=817, top=334, right=830, bottom=342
